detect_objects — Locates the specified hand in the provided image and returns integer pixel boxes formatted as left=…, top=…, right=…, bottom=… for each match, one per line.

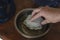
left=30, top=6, right=60, bottom=25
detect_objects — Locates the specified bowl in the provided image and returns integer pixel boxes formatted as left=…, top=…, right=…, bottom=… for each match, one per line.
left=14, top=8, right=51, bottom=38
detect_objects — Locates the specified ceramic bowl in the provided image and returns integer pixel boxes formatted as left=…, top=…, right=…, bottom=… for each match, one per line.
left=14, top=8, right=51, bottom=38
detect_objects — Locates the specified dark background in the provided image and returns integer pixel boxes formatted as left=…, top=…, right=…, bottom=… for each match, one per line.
left=0, top=0, right=60, bottom=40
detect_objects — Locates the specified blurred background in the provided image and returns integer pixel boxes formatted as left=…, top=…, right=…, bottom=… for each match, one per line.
left=0, top=0, right=60, bottom=40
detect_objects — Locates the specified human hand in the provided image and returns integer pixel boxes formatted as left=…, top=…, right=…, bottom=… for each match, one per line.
left=30, top=6, right=60, bottom=25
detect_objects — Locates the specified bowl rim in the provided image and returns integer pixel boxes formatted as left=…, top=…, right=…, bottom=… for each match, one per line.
left=14, top=8, right=52, bottom=38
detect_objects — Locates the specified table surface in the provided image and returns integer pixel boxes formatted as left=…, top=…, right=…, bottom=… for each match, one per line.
left=0, top=0, right=60, bottom=40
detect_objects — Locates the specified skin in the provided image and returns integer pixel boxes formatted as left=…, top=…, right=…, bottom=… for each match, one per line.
left=30, top=6, right=60, bottom=25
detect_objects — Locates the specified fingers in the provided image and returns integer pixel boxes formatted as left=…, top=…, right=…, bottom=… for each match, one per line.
left=31, top=8, right=41, bottom=17
left=32, top=6, right=49, bottom=16
left=41, top=20, right=50, bottom=25
left=30, top=12, right=42, bottom=21
left=30, top=6, right=49, bottom=22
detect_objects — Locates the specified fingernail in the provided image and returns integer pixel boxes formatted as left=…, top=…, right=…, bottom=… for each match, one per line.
left=41, top=22, right=46, bottom=25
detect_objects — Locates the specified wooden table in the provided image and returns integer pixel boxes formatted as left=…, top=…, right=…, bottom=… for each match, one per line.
left=0, top=0, right=60, bottom=40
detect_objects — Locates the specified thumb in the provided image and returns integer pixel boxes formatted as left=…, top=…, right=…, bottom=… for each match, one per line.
left=41, top=20, right=49, bottom=25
